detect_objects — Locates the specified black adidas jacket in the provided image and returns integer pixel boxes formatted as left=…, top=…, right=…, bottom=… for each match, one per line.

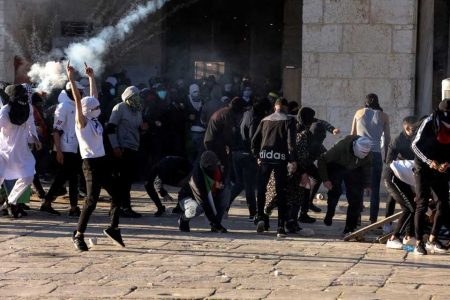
left=251, top=111, right=297, bottom=164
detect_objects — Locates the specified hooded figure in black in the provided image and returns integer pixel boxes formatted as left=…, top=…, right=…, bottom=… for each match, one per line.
left=8, top=85, right=30, bottom=126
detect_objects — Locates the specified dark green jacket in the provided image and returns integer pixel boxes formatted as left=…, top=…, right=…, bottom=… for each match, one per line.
left=318, top=135, right=372, bottom=186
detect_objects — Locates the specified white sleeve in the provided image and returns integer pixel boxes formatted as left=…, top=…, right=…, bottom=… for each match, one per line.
left=53, top=103, right=66, bottom=130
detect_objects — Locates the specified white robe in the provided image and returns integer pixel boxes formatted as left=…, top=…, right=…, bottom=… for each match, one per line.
left=0, top=105, right=38, bottom=180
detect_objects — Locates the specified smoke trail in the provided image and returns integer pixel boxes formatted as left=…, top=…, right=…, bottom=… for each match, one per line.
left=28, top=0, right=167, bottom=92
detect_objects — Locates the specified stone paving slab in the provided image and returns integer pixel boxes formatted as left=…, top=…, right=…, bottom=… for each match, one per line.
left=0, top=187, right=449, bottom=299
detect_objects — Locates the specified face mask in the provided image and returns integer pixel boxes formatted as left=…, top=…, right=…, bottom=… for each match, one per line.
left=191, top=91, right=200, bottom=102
left=157, top=90, right=167, bottom=100
left=110, top=88, right=116, bottom=96
left=125, top=94, right=142, bottom=111
left=82, top=105, right=101, bottom=119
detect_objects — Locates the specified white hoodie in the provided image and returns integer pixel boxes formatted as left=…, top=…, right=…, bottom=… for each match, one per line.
left=53, top=90, right=78, bottom=153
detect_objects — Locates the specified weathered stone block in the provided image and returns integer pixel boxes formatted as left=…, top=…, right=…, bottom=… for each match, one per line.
left=392, top=79, right=413, bottom=108
left=303, top=0, right=323, bottom=24
left=343, top=24, right=391, bottom=53
left=324, top=0, right=370, bottom=24
left=301, top=78, right=321, bottom=104
left=353, top=54, right=389, bottom=78
left=303, top=25, right=342, bottom=53
left=388, top=54, right=415, bottom=78
left=393, top=29, right=415, bottom=53
left=320, top=79, right=365, bottom=107
left=318, top=53, right=353, bottom=78
left=363, top=79, right=393, bottom=109
left=302, top=53, right=319, bottom=77
left=370, top=0, right=415, bottom=25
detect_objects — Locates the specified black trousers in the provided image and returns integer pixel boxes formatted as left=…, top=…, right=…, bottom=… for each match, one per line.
left=257, top=163, right=288, bottom=226
left=325, top=163, right=364, bottom=231
left=115, top=148, right=140, bottom=209
left=77, top=156, right=121, bottom=233
left=414, top=166, right=450, bottom=241
left=229, top=151, right=257, bottom=216
left=45, top=152, right=82, bottom=207
left=384, top=169, right=415, bottom=238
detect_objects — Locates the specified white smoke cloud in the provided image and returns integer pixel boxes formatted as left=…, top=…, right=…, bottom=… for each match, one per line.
left=28, top=0, right=167, bottom=93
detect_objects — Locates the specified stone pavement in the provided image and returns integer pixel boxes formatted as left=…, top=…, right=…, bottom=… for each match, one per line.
left=1, top=186, right=450, bottom=300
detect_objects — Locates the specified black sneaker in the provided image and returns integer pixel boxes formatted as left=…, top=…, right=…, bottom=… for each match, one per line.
left=120, top=208, right=141, bottom=218
left=343, top=227, right=355, bottom=235
left=299, top=212, right=316, bottom=223
left=414, top=241, right=427, bottom=256
left=255, top=215, right=266, bottom=233
left=309, top=203, right=322, bottom=213
left=40, top=204, right=61, bottom=215
left=178, top=216, right=190, bottom=232
left=69, top=207, right=81, bottom=218
left=324, top=214, right=333, bottom=226
left=72, top=231, right=88, bottom=252
left=103, top=227, right=125, bottom=247
left=286, top=220, right=300, bottom=233
left=21, top=204, right=31, bottom=210
left=277, top=227, right=287, bottom=238
left=18, top=204, right=27, bottom=217
left=6, top=203, right=19, bottom=219
left=211, top=223, right=228, bottom=233
left=425, top=239, right=448, bottom=254
left=154, top=206, right=166, bottom=217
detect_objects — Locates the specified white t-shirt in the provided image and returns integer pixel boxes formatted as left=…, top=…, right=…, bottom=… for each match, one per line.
left=390, top=160, right=415, bottom=187
left=75, top=118, right=105, bottom=159
left=53, top=91, right=78, bottom=153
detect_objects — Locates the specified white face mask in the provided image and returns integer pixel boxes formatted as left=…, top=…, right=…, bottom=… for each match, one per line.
left=83, top=106, right=101, bottom=119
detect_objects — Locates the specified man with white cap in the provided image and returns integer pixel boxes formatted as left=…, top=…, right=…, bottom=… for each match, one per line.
left=107, top=85, right=147, bottom=218
left=67, top=62, right=124, bottom=252
left=318, top=135, right=372, bottom=234
left=41, top=80, right=85, bottom=216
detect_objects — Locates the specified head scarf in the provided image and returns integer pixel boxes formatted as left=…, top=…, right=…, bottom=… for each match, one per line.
left=121, top=86, right=142, bottom=111
left=353, top=136, right=371, bottom=159
left=8, top=84, right=30, bottom=126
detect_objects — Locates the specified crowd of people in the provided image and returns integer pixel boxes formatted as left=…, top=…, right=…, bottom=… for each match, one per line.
left=0, top=61, right=449, bottom=256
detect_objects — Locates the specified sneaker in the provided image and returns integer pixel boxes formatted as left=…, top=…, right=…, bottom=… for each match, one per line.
left=323, top=214, right=333, bottom=226
left=154, top=206, right=166, bottom=217
left=6, top=203, right=19, bottom=219
left=40, top=204, right=61, bottom=215
left=286, top=220, right=300, bottom=233
left=414, top=241, right=427, bottom=255
left=120, top=208, right=141, bottom=218
left=103, top=227, right=125, bottom=247
left=255, top=216, right=265, bottom=233
left=72, top=231, right=88, bottom=252
left=17, top=204, right=27, bottom=217
left=386, top=238, right=403, bottom=250
left=402, top=237, right=416, bottom=246
left=211, top=223, right=228, bottom=233
left=425, top=239, right=448, bottom=254
left=178, top=216, right=190, bottom=232
left=382, top=223, right=393, bottom=234
left=309, top=203, right=322, bottom=213
left=343, top=227, right=355, bottom=235
left=299, top=212, right=316, bottom=223
left=277, top=227, right=287, bottom=238
left=21, top=204, right=31, bottom=210
left=69, top=207, right=81, bottom=218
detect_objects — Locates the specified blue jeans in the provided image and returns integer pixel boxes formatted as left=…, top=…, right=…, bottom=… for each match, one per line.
left=369, top=152, right=383, bottom=222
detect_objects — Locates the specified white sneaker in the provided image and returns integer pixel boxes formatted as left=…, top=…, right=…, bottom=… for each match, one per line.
left=402, top=237, right=416, bottom=246
left=386, top=239, right=403, bottom=250
left=425, top=240, right=448, bottom=254
left=382, top=223, right=393, bottom=234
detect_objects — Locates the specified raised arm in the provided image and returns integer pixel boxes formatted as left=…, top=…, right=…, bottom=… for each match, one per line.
left=66, top=61, right=86, bottom=128
left=85, top=62, right=98, bottom=99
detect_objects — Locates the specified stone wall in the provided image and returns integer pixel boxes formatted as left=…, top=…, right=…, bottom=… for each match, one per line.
left=0, top=0, right=9, bottom=82
left=302, top=0, right=417, bottom=147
